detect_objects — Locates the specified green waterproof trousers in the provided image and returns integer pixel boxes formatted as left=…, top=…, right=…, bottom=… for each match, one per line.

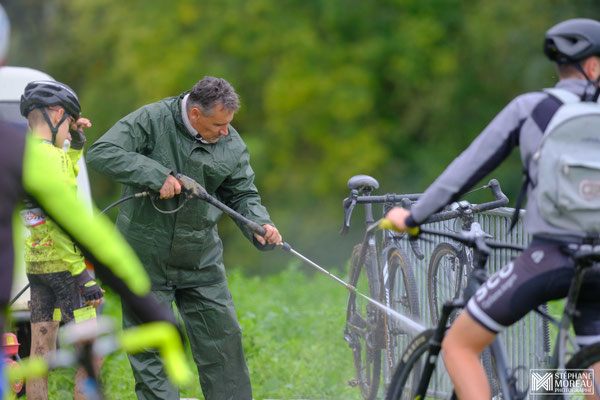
left=122, top=281, right=252, bottom=400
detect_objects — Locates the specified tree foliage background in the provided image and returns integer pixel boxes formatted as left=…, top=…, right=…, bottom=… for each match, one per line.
left=5, top=0, right=600, bottom=273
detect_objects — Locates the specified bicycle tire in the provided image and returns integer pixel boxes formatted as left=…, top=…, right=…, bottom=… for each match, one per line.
left=345, top=243, right=383, bottom=400
left=551, top=343, right=600, bottom=399
left=382, top=246, right=420, bottom=388
left=427, top=242, right=466, bottom=325
left=385, top=329, right=455, bottom=400
left=427, top=243, right=499, bottom=395
left=480, top=348, right=501, bottom=397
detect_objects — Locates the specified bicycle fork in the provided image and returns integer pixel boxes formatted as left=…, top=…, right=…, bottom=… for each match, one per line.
left=413, top=300, right=458, bottom=399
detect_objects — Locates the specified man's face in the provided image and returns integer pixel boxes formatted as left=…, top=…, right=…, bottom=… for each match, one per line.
left=189, top=103, right=234, bottom=143
left=49, top=107, right=74, bottom=147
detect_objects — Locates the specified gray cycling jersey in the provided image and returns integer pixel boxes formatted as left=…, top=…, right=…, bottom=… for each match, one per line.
left=410, top=78, right=597, bottom=241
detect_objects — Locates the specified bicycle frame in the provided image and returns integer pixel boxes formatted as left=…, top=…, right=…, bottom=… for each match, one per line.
left=407, top=237, right=524, bottom=399
left=438, top=218, right=489, bottom=304
left=342, top=176, right=424, bottom=399
left=7, top=317, right=192, bottom=399
left=400, top=229, right=595, bottom=400
left=342, top=176, right=508, bottom=399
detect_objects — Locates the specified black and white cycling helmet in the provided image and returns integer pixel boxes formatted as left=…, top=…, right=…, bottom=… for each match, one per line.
left=544, top=18, right=600, bottom=64
left=20, top=80, right=81, bottom=119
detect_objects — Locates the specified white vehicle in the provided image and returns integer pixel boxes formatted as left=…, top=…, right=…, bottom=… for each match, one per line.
left=0, top=66, right=93, bottom=357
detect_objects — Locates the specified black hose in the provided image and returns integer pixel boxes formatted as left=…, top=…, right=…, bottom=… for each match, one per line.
left=101, top=191, right=150, bottom=214
left=8, top=284, right=29, bottom=307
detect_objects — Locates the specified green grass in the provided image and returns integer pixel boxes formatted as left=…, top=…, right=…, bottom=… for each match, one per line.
left=44, top=262, right=363, bottom=400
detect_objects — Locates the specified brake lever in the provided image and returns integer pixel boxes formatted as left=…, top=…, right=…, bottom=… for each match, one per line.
left=340, top=189, right=358, bottom=236
left=400, top=198, right=425, bottom=260
left=409, top=236, right=425, bottom=260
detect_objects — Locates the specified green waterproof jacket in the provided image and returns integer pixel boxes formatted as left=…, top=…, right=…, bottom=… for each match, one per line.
left=87, top=93, right=274, bottom=287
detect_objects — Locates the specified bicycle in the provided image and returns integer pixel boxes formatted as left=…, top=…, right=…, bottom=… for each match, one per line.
left=384, top=225, right=600, bottom=400
left=341, top=174, right=423, bottom=399
left=425, top=181, right=509, bottom=325
left=5, top=316, right=192, bottom=400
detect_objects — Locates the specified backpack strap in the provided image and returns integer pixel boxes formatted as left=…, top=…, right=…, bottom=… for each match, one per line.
left=542, top=87, right=581, bottom=104
left=509, top=90, right=566, bottom=232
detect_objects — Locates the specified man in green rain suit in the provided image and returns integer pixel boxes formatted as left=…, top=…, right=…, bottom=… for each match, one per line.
left=86, top=76, right=282, bottom=400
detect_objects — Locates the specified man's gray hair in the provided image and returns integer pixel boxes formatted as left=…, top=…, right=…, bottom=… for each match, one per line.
left=187, top=76, right=240, bottom=116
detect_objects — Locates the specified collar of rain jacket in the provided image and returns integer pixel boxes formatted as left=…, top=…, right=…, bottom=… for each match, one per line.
left=180, top=93, right=210, bottom=144
left=173, top=92, right=233, bottom=149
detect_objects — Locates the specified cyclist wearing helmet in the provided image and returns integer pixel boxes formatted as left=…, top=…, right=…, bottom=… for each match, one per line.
left=385, top=18, right=600, bottom=399
left=0, top=8, right=190, bottom=397
left=0, top=104, right=191, bottom=398
left=20, top=80, right=105, bottom=400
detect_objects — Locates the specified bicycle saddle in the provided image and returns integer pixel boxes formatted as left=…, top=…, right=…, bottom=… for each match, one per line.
left=347, top=175, right=379, bottom=191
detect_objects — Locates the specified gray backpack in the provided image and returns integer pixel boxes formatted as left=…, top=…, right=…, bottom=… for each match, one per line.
left=531, top=88, right=600, bottom=234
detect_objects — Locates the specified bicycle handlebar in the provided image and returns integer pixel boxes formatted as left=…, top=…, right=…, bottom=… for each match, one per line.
left=6, top=317, right=193, bottom=387
left=341, top=192, right=421, bottom=236
left=341, top=178, right=507, bottom=235
left=416, top=226, right=524, bottom=253
left=341, top=177, right=508, bottom=261
left=421, top=179, right=508, bottom=224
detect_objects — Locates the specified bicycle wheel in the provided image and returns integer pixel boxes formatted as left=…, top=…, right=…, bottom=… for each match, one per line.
left=480, top=348, right=501, bottom=397
left=382, top=246, right=420, bottom=388
left=385, top=329, right=455, bottom=400
left=345, top=243, right=383, bottom=400
left=428, top=242, right=466, bottom=325
left=557, top=343, right=600, bottom=399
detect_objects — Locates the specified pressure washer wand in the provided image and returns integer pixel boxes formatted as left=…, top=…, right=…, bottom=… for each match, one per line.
left=176, top=173, right=425, bottom=336
left=279, top=242, right=424, bottom=335
left=279, top=242, right=356, bottom=291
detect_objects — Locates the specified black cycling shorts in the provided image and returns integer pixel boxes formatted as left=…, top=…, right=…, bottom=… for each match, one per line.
left=466, top=238, right=600, bottom=345
left=27, top=270, right=86, bottom=324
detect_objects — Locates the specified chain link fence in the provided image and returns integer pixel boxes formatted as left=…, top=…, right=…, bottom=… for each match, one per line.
left=394, top=207, right=550, bottom=394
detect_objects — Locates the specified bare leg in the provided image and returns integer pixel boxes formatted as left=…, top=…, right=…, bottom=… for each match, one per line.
left=71, top=318, right=104, bottom=400
left=73, top=356, right=104, bottom=400
left=26, top=321, right=59, bottom=400
left=441, top=311, right=497, bottom=400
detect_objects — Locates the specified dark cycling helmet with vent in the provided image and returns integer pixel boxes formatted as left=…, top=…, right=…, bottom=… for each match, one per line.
left=544, top=18, right=600, bottom=101
left=20, top=80, right=81, bottom=119
left=20, top=80, right=81, bottom=144
left=544, top=18, right=600, bottom=64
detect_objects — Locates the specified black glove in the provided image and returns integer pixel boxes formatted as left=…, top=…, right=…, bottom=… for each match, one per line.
left=75, top=270, right=103, bottom=303
left=69, top=127, right=86, bottom=150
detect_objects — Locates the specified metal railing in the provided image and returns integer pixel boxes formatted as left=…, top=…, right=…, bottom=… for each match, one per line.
left=395, top=207, right=545, bottom=393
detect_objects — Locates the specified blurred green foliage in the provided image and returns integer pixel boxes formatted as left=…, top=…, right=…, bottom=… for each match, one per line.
left=5, top=0, right=600, bottom=273
left=47, top=264, right=361, bottom=399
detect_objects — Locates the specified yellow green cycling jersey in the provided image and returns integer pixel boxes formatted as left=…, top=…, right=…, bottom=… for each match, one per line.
left=20, top=138, right=86, bottom=275
left=20, top=133, right=150, bottom=295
